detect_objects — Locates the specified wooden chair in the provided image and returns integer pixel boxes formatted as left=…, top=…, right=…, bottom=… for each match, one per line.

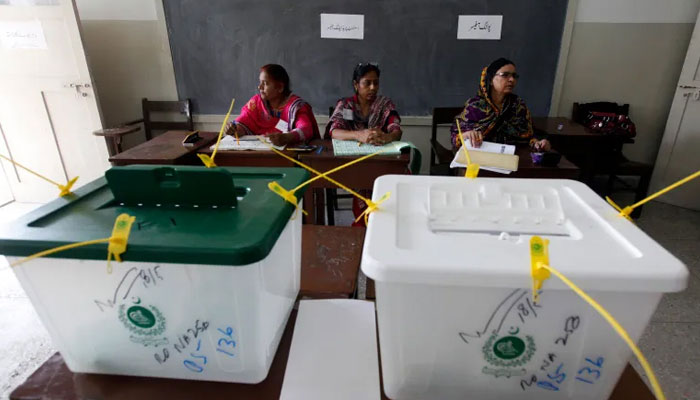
left=429, top=107, right=463, bottom=175
left=572, top=102, right=653, bottom=218
left=93, top=98, right=194, bottom=156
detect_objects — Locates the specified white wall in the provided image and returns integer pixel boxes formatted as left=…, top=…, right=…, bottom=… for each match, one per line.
left=76, top=0, right=178, bottom=150
left=555, top=0, right=699, bottom=164
left=575, top=0, right=700, bottom=23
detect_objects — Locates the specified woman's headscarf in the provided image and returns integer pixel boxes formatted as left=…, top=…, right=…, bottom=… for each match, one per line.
left=451, top=58, right=533, bottom=146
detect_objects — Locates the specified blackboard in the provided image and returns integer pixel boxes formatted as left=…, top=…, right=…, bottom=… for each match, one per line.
left=163, top=0, right=568, bottom=116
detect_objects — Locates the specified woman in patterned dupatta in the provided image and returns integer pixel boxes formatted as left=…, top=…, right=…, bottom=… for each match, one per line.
left=328, top=62, right=403, bottom=226
left=225, top=64, right=319, bottom=146
left=328, top=63, right=402, bottom=144
left=450, top=58, right=550, bottom=151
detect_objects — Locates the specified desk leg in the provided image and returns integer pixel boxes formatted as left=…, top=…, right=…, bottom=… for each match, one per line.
left=303, top=189, right=314, bottom=224
left=314, top=188, right=326, bottom=225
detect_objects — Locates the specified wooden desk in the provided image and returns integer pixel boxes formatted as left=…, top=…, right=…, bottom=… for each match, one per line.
left=456, top=146, right=580, bottom=180
left=533, top=117, right=630, bottom=183
left=300, top=225, right=365, bottom=299
left=109, top=131, right=217, bottom=166
left=197, top=148, right=297, bottom=168
left=10, top=320, right=654, bottom=400
left=299, top=139, right=411, bottom=224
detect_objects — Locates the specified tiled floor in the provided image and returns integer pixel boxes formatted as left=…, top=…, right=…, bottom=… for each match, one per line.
left=0, top=196, right=698, bottom=399
left=0, top=202, right=54, bottom=399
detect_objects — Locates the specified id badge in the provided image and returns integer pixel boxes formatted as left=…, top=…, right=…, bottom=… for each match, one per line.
left=342, top=109, right=354, bottom=120
left=274, top=119, right=289, bottom=133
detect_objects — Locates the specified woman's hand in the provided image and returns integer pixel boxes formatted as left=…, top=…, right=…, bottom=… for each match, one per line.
left=532, top=139, right=551, bottom=152
left=268, top=133, right=294, bottom=146
left=224, top=122, right=235, bottom=135
left=225, top=122, right=245, bottom=137
left=462, top=130, right=483, bottom=148
left=356, top=128, right=389, bottom=145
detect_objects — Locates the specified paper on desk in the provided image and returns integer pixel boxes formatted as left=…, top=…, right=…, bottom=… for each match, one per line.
left=212, top=135, right=285, bottom=151
left=280, top=300, right=380, bottom=400
left=332, top=138, right=412, bottom=156
left=450, top=140, right=515, bottom=174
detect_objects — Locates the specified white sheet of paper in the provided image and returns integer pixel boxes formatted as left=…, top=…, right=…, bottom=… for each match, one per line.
left=280, top=300, right=380, bottom=400
left=0, top=20, right=48, bottom=50
left=466, top=140, right=515, bottom=155
left=457, top=15, right=503, bottom=40
left=320, top=14, right=364, bottom=40
left=449, top=141, right=515, bottom=174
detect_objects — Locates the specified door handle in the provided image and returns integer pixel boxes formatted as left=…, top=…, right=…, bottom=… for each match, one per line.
left=65, top=82, right=92, bottom=97
left=679, top=85, right=698, bottom=89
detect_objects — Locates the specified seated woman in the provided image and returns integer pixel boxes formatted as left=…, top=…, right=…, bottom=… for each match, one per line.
left=328, top=63, right=402, bottom=144
left=329, top=63, right=403, bottom=227
left=451, top=58, right=550, bottom=152
left=226, top=64, right=319, bottom=146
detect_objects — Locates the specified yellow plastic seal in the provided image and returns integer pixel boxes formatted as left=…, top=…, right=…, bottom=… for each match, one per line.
left=200, top=98, right=236, bottom=168
left=0, top=154, right=78, bottom=197
left=529, top=236, right=551, bottom=304
left=354, top=191, right=391, bottom=226
left=455, top=119, right=480, bottom=179
left=106, top=213, right=136, bottom=273
left=58, top=176, right=79, bottom=197
left=268, top=181, right=307, bottom=218
left=10, top=214, right=135, bottom=272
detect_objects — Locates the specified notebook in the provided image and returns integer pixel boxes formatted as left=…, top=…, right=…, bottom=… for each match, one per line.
left=212, top=135, right=286, bottom=151
left=332, top=139, right=411, bottom=156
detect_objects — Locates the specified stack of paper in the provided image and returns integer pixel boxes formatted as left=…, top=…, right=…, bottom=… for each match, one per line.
left=332, top=139, right=411, bottom=156
left=450, top=141, right=518, bottom=174
left=211, top=135, right=286, bottom=151
left=280, top=300, right=380, bottom=400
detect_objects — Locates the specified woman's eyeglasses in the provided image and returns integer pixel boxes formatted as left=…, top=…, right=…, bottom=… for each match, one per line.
left=495, top=72, right=520, bottom=79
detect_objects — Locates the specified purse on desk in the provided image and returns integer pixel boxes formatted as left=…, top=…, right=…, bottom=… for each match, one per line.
left=531, top=151, right=562, bottom=167
left=584, top=112, right=636, bottom=138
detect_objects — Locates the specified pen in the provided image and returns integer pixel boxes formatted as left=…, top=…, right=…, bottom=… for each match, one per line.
left=316, top=145, right=323, bottom=154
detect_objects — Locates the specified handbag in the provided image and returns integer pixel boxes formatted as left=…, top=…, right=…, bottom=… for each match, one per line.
left=584, top=111, right=636, bottom=138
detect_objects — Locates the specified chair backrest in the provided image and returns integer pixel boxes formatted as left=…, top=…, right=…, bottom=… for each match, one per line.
left=430, top=107, right=463, bottom=166
left=322, top=106, right=335, bottom=139
left=431, top=107, right=463, bottom=141
left=142, top=98, right=194, bottom=140
left=572, top=102, right=629, bottom=124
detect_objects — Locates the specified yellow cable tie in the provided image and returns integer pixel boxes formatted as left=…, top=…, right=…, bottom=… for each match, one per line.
left=354, top=191, right=391, bottom=225
left=10, top=238, right=110, bottom=268
left=10, top=214, right=135, bottom=273
left=199, top=98, right=236, bottom=168
left=607, top=170, right=699, bottom=220
left=268, top=181, right=308, bottom=218
left=58, top=176, right=79, bottom=197
left=536, top=262, right=666, bottom=400
left=106, top=213, right=136, bottom=274
left=289, top=148, right=390, bottom=193
left=257, top=137, right=373, bottom=203
left=455, top=119, right=479, bottom=179
left=257, top=137, right=394, bottom=223
left=529, top=236, right=551, bottom=304
left=0, top=154, right=78, bottom=197
left=529, top=235, right=665, bottom=400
